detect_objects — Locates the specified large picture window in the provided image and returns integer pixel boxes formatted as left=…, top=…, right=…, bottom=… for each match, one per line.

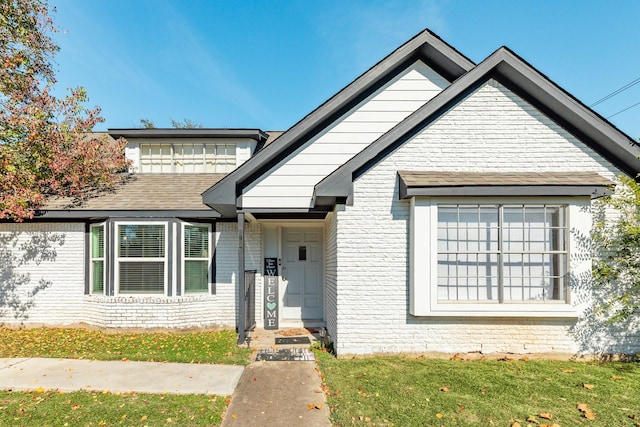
left=116, top=223, right=167, bottom=294
left=183, top=224, right=210, bottom=293
left=139, top=143, right=236, bottom=173
left=437, top=204, right=567, bottom=303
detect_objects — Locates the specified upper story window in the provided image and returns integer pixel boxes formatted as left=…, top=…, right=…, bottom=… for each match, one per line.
left=139, top=143, right=236, bottom=173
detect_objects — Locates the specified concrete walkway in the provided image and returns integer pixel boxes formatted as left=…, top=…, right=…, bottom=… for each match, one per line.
left=221, top=360, right=331, bottom=427
left=0, top=358, right=243, bottom=395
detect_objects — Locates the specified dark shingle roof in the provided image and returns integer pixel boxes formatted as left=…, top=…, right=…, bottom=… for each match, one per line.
left=44, top=174, right=225, bottom=211
left=397, top=171, right=614, bottom=200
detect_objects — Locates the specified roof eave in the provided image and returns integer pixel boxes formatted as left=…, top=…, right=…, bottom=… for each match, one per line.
left=201, top=29, right=476, bottom=212
left=314, top=48, right=640, bottom=204
left=108, top=128, right=269, bottom=143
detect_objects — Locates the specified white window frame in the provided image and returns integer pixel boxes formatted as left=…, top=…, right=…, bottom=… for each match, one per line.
left=89, top=222, right=106, bottom=295
left=138, top=142, right=236, bottom=173
left=114, top=221, right=168, bottom=296
left=182, top=222, right=212, bottom=295
left=410, top=196, right=590, bottom=318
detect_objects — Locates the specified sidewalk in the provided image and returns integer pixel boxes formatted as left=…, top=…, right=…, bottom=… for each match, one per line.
left=0, top=357, right=243, bottom=395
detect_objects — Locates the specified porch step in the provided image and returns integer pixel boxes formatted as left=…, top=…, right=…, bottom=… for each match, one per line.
left=255, top=348, right=315, bottom=362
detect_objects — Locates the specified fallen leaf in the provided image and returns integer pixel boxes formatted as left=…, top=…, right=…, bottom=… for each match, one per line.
left=539, top=412, right=553, bottom=420
left=511, top=422, right=522, bottom=427
left=562, top=369, right=575, bottom=373
left=436, top=413, right=443, bottom=419
left=612, top=375, right=624, bottom=380
left=451, top=353, right=461, bottom=361
left=584, top=410, right=596, bottom=420
left=581, top=383, right=595, bottom=390
left=577, top=403, right=589, bottom=412
left=526, top=415, right=539, bottom=424
left=307, top=403, right=323, bottom=410
left=231, top=414, right=237, bottom=419
left=140, top=415, right=148, bottom=421
left=439, top=386, right=450, bottom=392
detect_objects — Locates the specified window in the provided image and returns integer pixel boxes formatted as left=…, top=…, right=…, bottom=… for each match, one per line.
left=139, top=143, right=236, bottom=173
left=183, top=224, right=210, bottom=293
left=116, top=223, right=167, bottom=294
left=409, top=197, right=584, bottom=317
left=90, top=224, right=105, bottom=294
left=437, top=204, right=567, bottom=303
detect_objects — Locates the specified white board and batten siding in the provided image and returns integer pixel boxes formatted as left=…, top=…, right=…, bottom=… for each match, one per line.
left=241, top=61, right=450, bottom=209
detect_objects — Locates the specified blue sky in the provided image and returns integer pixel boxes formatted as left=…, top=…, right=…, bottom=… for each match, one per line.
left=52, top=1, right=640, bottom=138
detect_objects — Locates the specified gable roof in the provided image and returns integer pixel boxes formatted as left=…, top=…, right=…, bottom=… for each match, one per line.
left=201, top=29, right=476, bottom=217
left=313, top=47, right=640, bottom=207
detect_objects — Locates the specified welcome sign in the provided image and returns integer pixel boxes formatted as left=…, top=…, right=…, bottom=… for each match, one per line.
left=264, top=258, right=278, bottom=330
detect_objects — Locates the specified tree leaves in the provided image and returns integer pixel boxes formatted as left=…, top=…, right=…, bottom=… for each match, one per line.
left=0, top=0, right=131, bottom=221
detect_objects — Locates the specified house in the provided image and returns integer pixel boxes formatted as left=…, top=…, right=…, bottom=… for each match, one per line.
left=1, top=29, right=639, bottom=356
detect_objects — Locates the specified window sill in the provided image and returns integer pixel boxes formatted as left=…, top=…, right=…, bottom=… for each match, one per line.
left=412, top=302, right=578, bottom=318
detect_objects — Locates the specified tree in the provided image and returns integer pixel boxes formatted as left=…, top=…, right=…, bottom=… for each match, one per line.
left=592, top=174, right=640, bottom=323
left=0, top=0, right=129, bottom=221
left=170, top=118, right=203, bottom=129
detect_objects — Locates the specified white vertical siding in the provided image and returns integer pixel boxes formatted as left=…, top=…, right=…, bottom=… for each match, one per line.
left=331, top=80, right=636, bottom=356
left=242, top=61, right=450, bottom=209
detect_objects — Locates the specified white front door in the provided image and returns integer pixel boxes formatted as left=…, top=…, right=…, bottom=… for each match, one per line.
left=281, top=227, right=323, bottom=320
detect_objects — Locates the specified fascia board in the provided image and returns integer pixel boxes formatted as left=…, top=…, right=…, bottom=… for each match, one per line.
left=202, top=30, right=476, bottom=213
left=314, top=48, right=640, bottom=205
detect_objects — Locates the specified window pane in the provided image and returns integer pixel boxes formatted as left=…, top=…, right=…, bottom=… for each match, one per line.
left=91, top=225, right=104, bottom=258
left=119, top=225, right=165, bottom=258
left=436, top=204, right=566, bottom=303
left=184, top=225, right=208, bottom=258
left=185, top=260, right=208, bottom=293
left=119, top=262, right=164, bottom=294
left=92, top=260, right=104, bottom=293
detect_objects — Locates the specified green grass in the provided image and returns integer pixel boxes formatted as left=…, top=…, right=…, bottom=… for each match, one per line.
left=0, top=327, right=251, bottom=365
left=0, top=327, right=250, bottom=426
left=315, top=350, right=640, bottom=426
left=0, top=390, right=227, bottom=427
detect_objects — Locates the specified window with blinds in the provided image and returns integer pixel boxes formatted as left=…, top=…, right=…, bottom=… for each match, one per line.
left=183, top=224, right=210, bottom=293
left=139, top=143, right=236, bottom=173
left=90, top=224, right=105, bottom=294
left=117, top=223, right=166, bottom=294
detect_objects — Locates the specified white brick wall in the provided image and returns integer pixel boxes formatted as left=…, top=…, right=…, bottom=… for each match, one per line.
left=0, top=222, right=85, bottom=325
left=215, top=221, right=262, bottom=326
left=331, top=80, right=638, bottom=356
left=0, top=221, right=258, bottom=330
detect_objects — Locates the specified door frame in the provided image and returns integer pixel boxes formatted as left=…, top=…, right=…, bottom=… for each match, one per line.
left=260, top=220, right=326, bottom=327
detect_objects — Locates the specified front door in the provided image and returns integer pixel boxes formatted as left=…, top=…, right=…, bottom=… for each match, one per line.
left=281, top=227, right=323, bottom=320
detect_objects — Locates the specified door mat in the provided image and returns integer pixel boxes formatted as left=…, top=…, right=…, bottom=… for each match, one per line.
left=275, top=336, right=311, bottom=345
left=255, top=348, right=316, bottom=362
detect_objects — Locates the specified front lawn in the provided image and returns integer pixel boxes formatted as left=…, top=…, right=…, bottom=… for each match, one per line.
left=0, top=327, right=250, bottom=426
left=0, top=327, right=251, bottom=365
left=315, top=350, right=640, bottom=426
left=0, top=390, right=226, bottom=427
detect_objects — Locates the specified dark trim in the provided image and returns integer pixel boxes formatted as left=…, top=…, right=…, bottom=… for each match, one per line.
left=84, top=223, right=90, bottom=295
left=167, top=219, right=175, bottom=297
left=106, top=219, right=115, bottom=296
left=211, top=221, right=216, bottom=295
left=34, top=210, right=221, bottom=219
left=237, top=213, right=246, bottom=345
left=314, top=48, right=640, bottom=207
left=108, top=128, right=269, bottom=143
left=251, top=212, right=329, bottom=220
left=202, top=29, right=475, bottom=217
left=399, top=185, right=612, bottom=199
